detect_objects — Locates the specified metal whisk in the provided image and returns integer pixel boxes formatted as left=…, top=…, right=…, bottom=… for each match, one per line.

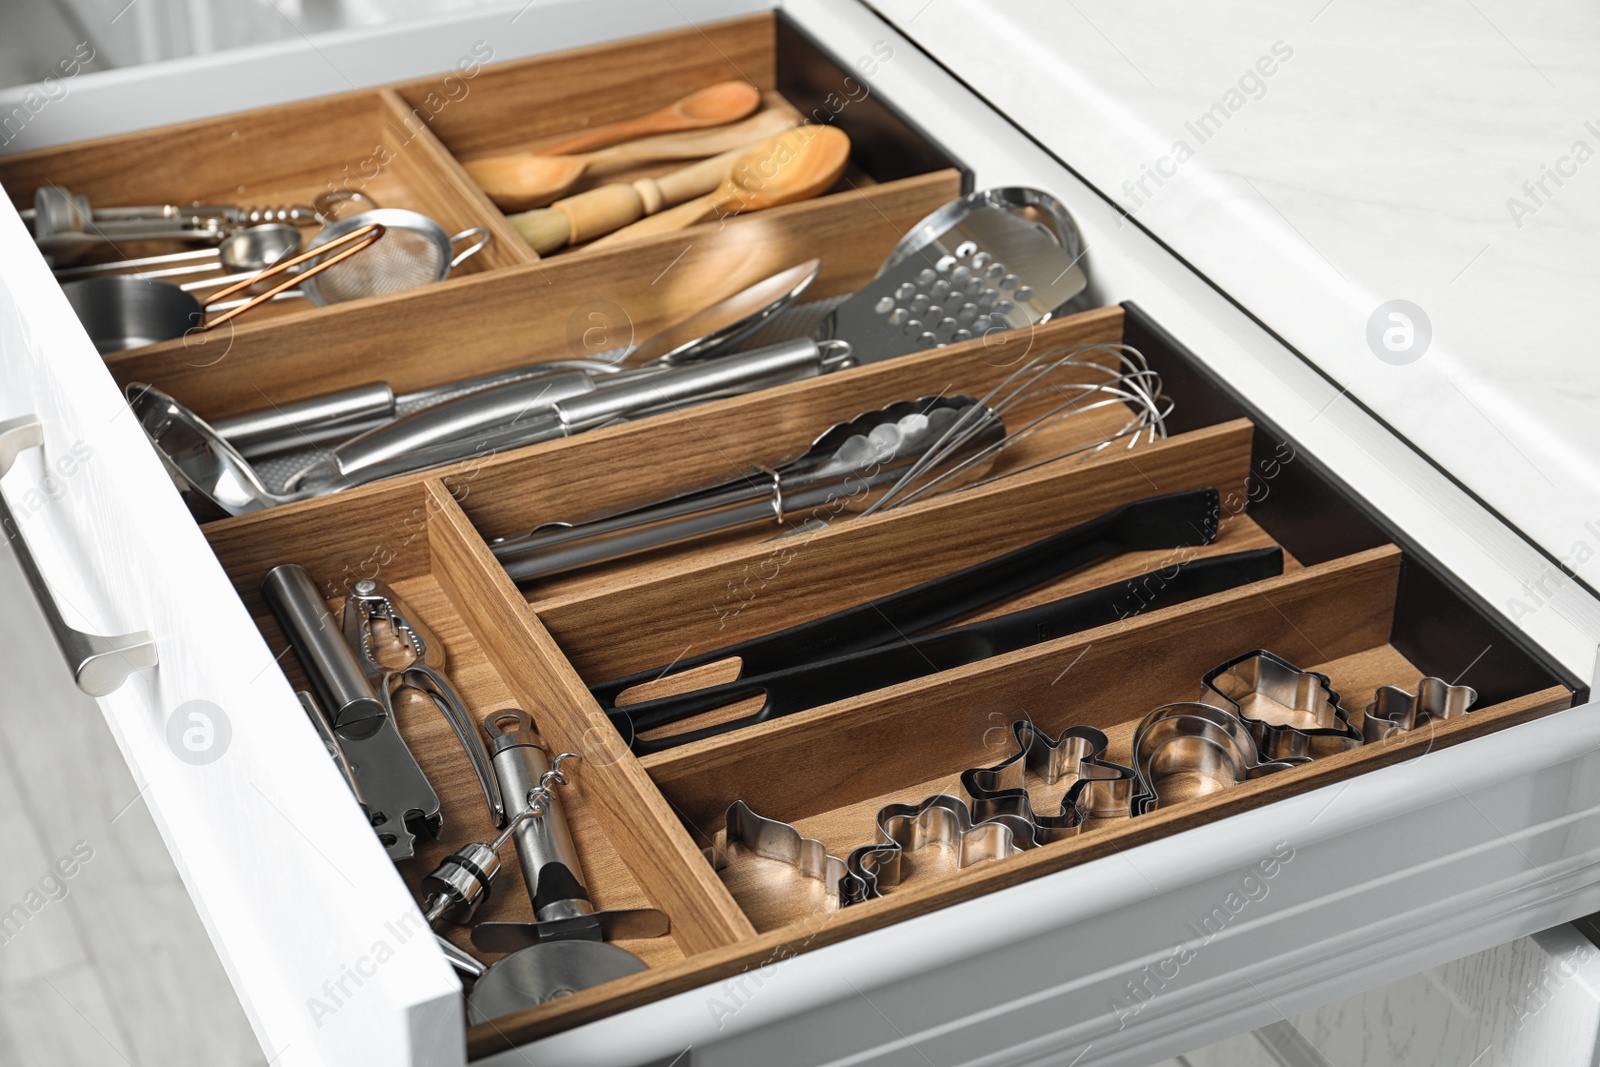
left=859, top=343, right=1171, bottom=517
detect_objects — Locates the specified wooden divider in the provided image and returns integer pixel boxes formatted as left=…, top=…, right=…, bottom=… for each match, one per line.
left=642, top=545, right=1403, bottom=830
left=99, top=169, right=961, bottom=417
left=425, top=482, right=757, bottom=953
left=535, top=418, right=1255, bottom=678
left=396, top=15, right=779, bottom=160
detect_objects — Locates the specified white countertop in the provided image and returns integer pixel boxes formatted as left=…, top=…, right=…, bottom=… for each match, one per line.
left=874, top=0, right=1600, bottom=605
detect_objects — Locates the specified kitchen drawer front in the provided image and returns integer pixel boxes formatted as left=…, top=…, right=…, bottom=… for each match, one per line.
left=0, top=4, right=1596, bottom=1067
left=0, top=211, right=460, bottom=1061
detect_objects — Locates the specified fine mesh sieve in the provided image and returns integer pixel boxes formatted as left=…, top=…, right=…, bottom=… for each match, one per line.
left=297, top=208, right=489, bottom=305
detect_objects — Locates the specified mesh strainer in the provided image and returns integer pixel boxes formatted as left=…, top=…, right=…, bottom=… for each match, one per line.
left=296, top=208, right=489, bottom=305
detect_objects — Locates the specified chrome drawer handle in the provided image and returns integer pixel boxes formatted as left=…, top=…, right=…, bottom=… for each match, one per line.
left=0, top=416, right=158, bottom=697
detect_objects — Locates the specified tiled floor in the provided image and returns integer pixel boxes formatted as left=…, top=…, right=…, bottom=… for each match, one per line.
left=0, top=543, right=264, bottom=1066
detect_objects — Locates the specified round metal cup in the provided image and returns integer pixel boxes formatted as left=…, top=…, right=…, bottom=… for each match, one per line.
left=62, top=276, right=204, bottom=354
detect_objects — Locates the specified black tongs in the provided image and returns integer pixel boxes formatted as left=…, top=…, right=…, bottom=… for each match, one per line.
left=592, top=488, right=1241, bottom=750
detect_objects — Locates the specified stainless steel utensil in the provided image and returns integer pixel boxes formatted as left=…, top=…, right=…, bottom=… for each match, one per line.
left=627, top=257, right=821, bottom=365
left=285, top=338, right=854, bottom=493
left=62, top=222, right=383, bottom=354
left=212, top=360, right=621, bottom=459
left=127, top=384, right=307, bottom=519
left=283, top=370, right=603, bottom=489
left=205, top=258, right=821, bottom=458
left=466, top=712, right=667, bottom=1020
left=293, top=208, right=490, bottom=305
left=52, top=223, right=303, bottom=283
left=30, top=184, right=320, bottom=265
left=822, top=187, right=1088, bottom=362
left=262, top=564, right=441, bottom=862
left=491, top=394, right=1000, bottom=581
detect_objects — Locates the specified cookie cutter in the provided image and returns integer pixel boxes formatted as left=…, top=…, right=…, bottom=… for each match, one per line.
left=1362, top=677, right=1478, bottom=743
left=706, top=801, right=851, bottom=912
left=1131, top=702, right=1305, bottom=814
left=960, top=721, right=1137, bottom=842
left=1197, top=649, right=1361, bottom=760
left=844, top=794, right=1038, bottom=904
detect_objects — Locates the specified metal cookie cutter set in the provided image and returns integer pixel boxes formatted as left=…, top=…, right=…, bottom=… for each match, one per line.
left=1362, top=677, right=1478, bottom=742
left=960, top=721, right=1137, bottom=843
left=1196, top=649, right=1362, bottom=760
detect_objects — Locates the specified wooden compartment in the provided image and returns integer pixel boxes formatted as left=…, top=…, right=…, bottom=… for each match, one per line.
left=0, top=88, right=531, bottom=305
left=206, top=477, right=755, bottom=962
left=98, top=168, right=960, bottom=424
left=189, top=296, right=1579, bottom=1055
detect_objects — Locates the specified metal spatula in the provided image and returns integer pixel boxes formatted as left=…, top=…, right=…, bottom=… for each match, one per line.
left=822, top=187, right=1088, bottom=363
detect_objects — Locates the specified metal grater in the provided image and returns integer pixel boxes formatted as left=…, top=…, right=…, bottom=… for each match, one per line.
left=822, top=188, right=1088, bottom=363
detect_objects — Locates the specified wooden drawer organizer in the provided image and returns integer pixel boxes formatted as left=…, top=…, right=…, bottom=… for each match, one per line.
left=193, top=299, right=1573, bottom=1056
left=0, top=12, right=959, bottom=349
left=3, top=11, right=1581, bottom=1061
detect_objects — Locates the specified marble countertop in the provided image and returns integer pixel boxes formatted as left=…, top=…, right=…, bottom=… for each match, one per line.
left=875, top=0, right=1600, bottom=602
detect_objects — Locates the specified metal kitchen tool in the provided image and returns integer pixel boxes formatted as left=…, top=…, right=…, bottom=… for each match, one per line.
left=960, top=722, right=1137, bottom=843
left=208, top=360, right=622, bottom=460
left=1130, top=701, right=1306, bottom=814
left=127, top=383, right=319, bottom=519
left=53, top=223, right=303, bottom=283
left=591, top=488, right=1223, bottom=736
left=491, top=394, right=1000, bottom=582
left=64, top=222, right=383, bottom=353
left=844, top=795, right=1037, bottom=904
left=1197, top=649, right=1362, bottom=760
left=420, top=797, right=555, bottom=929
left=29, top=183, right=320, bottom=264
left=608, top=546, right=1284, bottom=755
left=262, top=564, right=441, bottom=861
left=628, top=258, right=822, bottom=366
left=343, top=579, right=505, bottom=824
left=706, top=801, right=851, bottom=918
left=467, top=711, right=669, bottom=1020
left=863, top=343, right=1170, bottom=516
left=292, top=208, right=489, bottom=305
left=201, top=258, right=821, bottom=460
left=821, top=187, right=1088, bottom=361
left=297, top=690, right=367, bottom=811
left=287, top=337, right=854, bottom=493
left=1362, top=677, right=1478, bottom=743
left=283, top=370, right=605, bottom=490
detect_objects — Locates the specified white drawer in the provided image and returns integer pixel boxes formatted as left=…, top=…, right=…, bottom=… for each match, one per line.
left=1, top=3, right=1596, bottom=1067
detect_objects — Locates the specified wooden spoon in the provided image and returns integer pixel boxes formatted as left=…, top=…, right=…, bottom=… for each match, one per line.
left=586, top=126, right=852, bottom=249
left=463, top=108, right=794, bottom=211
left=541, top=81, right=760, bottom=155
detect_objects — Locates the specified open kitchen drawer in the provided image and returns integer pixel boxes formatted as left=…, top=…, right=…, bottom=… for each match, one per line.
left=2, top=4, right=1599, bottom=1067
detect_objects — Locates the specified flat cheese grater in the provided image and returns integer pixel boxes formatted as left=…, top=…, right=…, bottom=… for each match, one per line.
left=822, top=187, right=1088, bottom=363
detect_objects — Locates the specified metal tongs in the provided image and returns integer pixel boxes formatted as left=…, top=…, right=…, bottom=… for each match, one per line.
left=491, top=394, right=1004, bottom=581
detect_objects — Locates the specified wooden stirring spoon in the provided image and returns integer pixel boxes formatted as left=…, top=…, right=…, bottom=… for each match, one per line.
left=464, top=107, right=793, bottom=211
left=541, top=81, right=760, bottom=155
left=586, top=125, right=852, bottom=249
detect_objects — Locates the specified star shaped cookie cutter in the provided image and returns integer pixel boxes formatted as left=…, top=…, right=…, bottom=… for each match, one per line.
left=843, top=794, right=1038, bottom=904
left=1197, top=649, right=1361, bottom=760
left=1362, top=677, right=1477, bottom=743
left=960, top=721, right=1137, bottom=842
